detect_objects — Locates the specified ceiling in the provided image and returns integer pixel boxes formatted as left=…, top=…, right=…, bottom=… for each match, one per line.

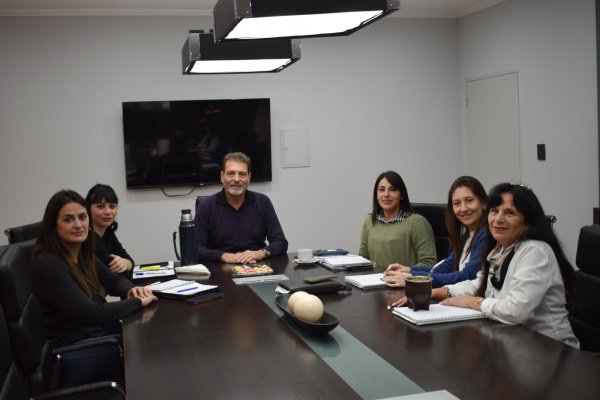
left=0, top=0, right=505, bottom=18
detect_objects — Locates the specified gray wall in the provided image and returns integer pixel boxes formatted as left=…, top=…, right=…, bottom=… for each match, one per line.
left=0, top=0, right=596, bottom=264
left=459, top=0, right=598, bottom=263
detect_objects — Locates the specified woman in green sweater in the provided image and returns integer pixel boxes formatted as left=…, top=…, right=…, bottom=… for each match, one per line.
left=359, top=171, right=437, bottom=272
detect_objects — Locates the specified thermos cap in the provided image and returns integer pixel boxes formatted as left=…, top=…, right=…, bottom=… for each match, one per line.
left=181, top=209, right=193, bottom=222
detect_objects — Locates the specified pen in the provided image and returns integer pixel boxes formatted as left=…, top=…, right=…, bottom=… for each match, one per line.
left=135, top=271, right=170, bottom=275
left=177, top=286, right=197, bottom=293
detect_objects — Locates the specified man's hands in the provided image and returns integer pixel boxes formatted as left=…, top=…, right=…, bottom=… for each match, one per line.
left=221, top=249, right=266, bottom=264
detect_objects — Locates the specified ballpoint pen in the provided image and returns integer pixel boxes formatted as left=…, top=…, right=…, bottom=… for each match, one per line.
left=177, top=287, right=197, bottom=293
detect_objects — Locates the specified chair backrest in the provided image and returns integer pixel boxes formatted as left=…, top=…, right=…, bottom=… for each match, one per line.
left=576, top=224, right=600, bottom=277
left=411, top=203, right=450, bottom=259
left=0, top=304, right=29, bottom=400
left=194, top=196, right=210, bottom=215
left=568, top=225, right=600, bottom=351
left=4, top=222, right=41, bottom=244
left=0, top=240, right=53, bottom=395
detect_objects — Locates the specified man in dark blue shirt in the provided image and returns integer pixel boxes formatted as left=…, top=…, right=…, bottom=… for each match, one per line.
left=194, top=152, right=288, bottom=263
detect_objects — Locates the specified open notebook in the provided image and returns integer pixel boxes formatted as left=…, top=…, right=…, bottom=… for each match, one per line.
left=149, top=279, right=218, bottom=299
left=344, top=273, right=387, bottom=289
left=393, top=304, right=484, bottom=326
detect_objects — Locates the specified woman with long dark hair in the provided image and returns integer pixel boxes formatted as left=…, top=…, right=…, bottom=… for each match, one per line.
left=32, top=189, right=157, bottom=348
left=359, top=171, right=437, bottom=273
left=86, top=183, right=134, bottom=277
left=384, top=176, right=489, bottom=288
left=392, top=183, right=578, bottom=347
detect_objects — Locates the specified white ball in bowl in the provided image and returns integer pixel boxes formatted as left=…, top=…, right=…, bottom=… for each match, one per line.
left=287, top=291, right=310, bottom=313
left=293, top=294, right=324, bottom=323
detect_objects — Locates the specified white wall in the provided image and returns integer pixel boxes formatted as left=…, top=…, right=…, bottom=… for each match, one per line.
left=458, top=0, right=598, bottom=262
left=1, top=0, right=596, bottom=264
left=0, top=16, right=461, bottom=263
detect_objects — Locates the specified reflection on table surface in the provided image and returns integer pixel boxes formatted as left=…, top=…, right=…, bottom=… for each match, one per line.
left=122, top=253, right=600, bottom=400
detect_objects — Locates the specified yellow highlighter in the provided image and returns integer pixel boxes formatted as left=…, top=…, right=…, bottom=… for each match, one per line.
left=140, top=264, right=161, bottom=271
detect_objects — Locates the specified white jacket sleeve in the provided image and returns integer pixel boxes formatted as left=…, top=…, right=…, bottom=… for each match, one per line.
left=448, top=270, right=482, bottom=297
left=481, top=243, right=553, bottom=325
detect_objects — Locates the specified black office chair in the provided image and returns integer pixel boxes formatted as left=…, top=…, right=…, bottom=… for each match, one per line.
left=194, top=195, right=209, bottom=215
left=0, top=240, right=123, bottom=395
left=0, top=301, right=124, bottom=400
left=4, top=221, right=41, bottom=244
left=412, top=203, right=451, bottom=259
left=568, top=225, right=600, bottom=352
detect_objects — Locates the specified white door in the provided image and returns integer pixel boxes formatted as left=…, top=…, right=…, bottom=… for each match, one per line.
left=465, top=72, right=520, bottom=191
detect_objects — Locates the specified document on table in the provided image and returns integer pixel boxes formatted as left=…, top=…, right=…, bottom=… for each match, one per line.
left=345, top=273, right=387, bottom=289
left=175, top=264, right=211, bottom=276
left=393, top=304, right=484, bottom=326
left=149, top=279, right=218, bottom=298
left=132, top=261, right=175, bottom=280
left=318, top=254, right=374, bottom=271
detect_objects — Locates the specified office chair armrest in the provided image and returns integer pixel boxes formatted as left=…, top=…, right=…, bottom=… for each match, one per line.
left=50, top=337, right=124, bottom=389
left=52, top=336, right=121, bottom=355
left=33, top=380, right=125, bottom=400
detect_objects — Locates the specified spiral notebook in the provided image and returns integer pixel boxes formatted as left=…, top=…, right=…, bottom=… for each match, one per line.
left=393, top=304, right=484, bottom=326
left=149, top=279, right=218, bottom=299
left=344, top=273, right=387, bottom=289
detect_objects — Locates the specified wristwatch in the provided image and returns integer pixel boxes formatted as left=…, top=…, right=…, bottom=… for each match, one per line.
left=262, top=248, right=271, bottom=258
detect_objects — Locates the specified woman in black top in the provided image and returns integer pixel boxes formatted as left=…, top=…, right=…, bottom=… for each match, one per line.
left=32, top=189, right=156, bottom=347
left=86, top=184, right=134, bottom=277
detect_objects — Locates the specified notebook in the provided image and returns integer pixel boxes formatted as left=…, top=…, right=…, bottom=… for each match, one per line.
left=318, top=254, right=374, bottom=271
left=149, top=279, right=218, bottom=298
left=132, top=261, right=175, bottom=281
left=344, top=273, right=387, bottom=289
left=393, top=304, right=484, bottom=326
left=175, top=264, right=211, bottom=277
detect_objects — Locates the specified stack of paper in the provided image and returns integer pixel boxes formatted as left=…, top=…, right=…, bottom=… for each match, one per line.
left=318, top=254, right=373, bottom=271
left=132, top=261, right=175, bottom=280
left=345, top=273, right=387, bottom=289
left=176, top=264, right=211, bottom=277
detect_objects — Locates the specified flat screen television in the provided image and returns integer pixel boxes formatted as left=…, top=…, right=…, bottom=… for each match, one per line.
left=122, top=98, right=271, bottom=189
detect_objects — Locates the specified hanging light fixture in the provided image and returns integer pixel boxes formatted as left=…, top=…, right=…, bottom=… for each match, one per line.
left=182, top=31, right=301, bottom=74
left=213, top=0, right=400, bottom=42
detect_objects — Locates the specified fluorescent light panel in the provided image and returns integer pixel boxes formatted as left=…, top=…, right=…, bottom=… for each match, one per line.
left=182, top=31, right=301, bottom=74
left=214, top=0, right=400, bottom=41
left=225, top=11, right=383, bottom=40
left=190, top=59, right=294, bottom=74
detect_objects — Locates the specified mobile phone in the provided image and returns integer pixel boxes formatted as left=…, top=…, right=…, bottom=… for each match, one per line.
left=303, top=274, right=338, bottom=284
left=186, top=292, right=224, bottom=305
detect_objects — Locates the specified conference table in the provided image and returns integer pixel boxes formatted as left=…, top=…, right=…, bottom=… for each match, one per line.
left=121, top=254, right=600, bottom=400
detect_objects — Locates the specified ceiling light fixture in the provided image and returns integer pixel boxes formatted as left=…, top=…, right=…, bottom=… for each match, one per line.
left=213, top=0, right=400, bottom=41
left=182, top=31, right=301, bottom=74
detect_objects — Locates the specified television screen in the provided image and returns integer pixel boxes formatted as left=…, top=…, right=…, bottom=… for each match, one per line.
left=122, top=98, right=271, bottom=189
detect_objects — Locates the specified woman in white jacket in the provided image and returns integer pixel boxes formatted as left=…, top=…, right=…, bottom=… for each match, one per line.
left=393, top=183, right=579, bottom=347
